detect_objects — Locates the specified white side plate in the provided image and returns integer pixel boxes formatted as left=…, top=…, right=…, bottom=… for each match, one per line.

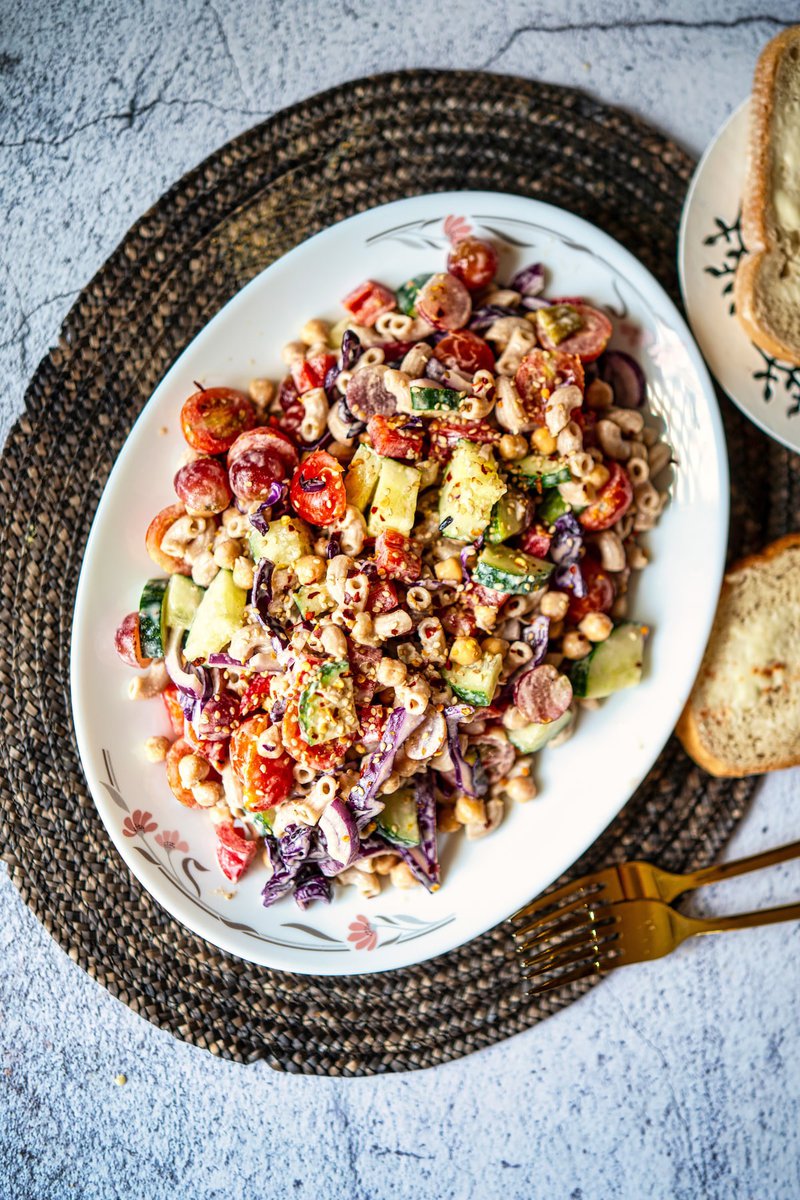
left=71, top=191, right=728, bottom=975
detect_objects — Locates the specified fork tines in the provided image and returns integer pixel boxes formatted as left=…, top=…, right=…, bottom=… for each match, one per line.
left=514, top=900, right=621, bottom=996
left=511, top=878, right=608, bottom=942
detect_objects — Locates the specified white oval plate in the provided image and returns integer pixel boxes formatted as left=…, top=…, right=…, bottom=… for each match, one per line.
left=679, top=99, right=800, bottom=454
left=71, top=191, right=728, bottom=976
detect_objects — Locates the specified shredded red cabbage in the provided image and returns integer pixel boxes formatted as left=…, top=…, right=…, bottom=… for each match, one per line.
left=424, top=356, right=472, bottom=391
left=206, top=652, right=245, bottom=668
left=396, top=773, right=440, bottom=892
left=509, top=262, right=545, bottom=296
left=293, top=867, right=332, bottom=910
left=550, top=513, right=583, bottom=566
left=280, top=823, right=314, bottom=865
left=443, top=704, right=487, bottom=798
left=468, top=304, right=520, bottom=332
left=318, top=797, right=359, bottom=867
left=299, top=474, right=327, bottom=493
left=522, top=613, right=551, bottom=666
left=327, top=533, right=342, bottom=559
left=552, top=561, right=586, bottom=598
left=349, top=706, right=426, bottom=829
left=252, top=559, right=289, bottom=648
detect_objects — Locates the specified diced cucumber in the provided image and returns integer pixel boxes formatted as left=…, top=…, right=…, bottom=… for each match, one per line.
left=443, top=652, right=504, bottom=706
left=367, top=458, right=421, bottom=538
left=293, top=582, right=334, bottom=619
left=418, top=459, right=441, bottom=490
left=516, top=454, right=571, bottom=489
left=570, top=622, right=646, bottom=699
left=250, top=809, right=274, bottom=835
left=537, top=488, right=570, bottom=526
left=396, top=273, right=432, bottom=317
left=474, top=544, right=554, bottom=594
left=486, top=490, right=533, bottom=544
left=507, top=709, right=574, bottom=753
left=298, top=661, right=358, bottom=745
left=183, top=570, right=247, bottom=662
left=410, top=384, right=465, bottom=412
left=536, top=304, right=582, bottom=345
left=438, top=441, right=507, bottom=543
left=139, top=579, right=167, bottom=658
left=345, top=443, right=382, bottom=511
left=249, top=515, right=312, bottom=568
left=376, top=788, right=420, bottom=846
left=163, top=574, right=204, bottom=633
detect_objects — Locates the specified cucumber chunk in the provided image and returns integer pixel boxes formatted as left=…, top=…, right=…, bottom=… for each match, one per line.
left=507, top=709, right=574, bottom=753
left=474, top=545, right=554, bottom=594
left=515, top=454, right=571, bottom=489
left=410, top=384, right=464, bottom=412
left=376, top=788, right=420, bottom=846
left=139, top=579, right=167, bottom=658
left=183, top=569, right=247, bottom=662
left=298, top=661, right=358, bottom=745
left=249, top=516, right=312, bottom=567
left=345, top=443, right=382, bottom=512
left=443, top=652, right=504, bottom=706
left=537, top=488, right=570, bottom=526
left=366, top=458, right=421, bottom=538
left=163, top=574, right=204, bottom=633
left=438, top=440, right=507, bottom=543
left=486, top=489, right=533, bottom=544
left=396, top=273, right=432, bottom=317
left=570, top=622, right=645, bottom=699
left=293, top=582, right=334, bottom=619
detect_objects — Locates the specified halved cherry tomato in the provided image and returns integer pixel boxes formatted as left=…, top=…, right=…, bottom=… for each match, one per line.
left=289, top=450, right=347, bottom=525
left=162, top=685, right=186, bottom=738
left=446, top=237, right=499, bottom=292
left=165, top=738, right=200, bottom=808
left=428, top=417, right=500, bottom=462
left=145, top=503, right=192, bottom=576
left=239, top=674, right=273, bottom=717
left=114, top=612, right=151, bottom=668
left=215, top=823, right=258, bottom=883
left=433, top=330, right=495, bottom=375
left=281, top=698, right=352, bottom=770
left=357, top=704, right=389, bottom=746
left=565, top=556, right=616, bottom=623
left=367, top=414, right=424, bottom=460
left=226, top=425, right=299, bottom=475
left=275, top=375, right=305, bottom=435
left=341, top=280, right=396, bottom=327
left=174, top=457, right=232, bottom=516
left=537, top=304, right=612, bottom=363
left=374, top=530, right=421, bottom=584
left=416, top=272, right=472, bottom=331
left=180, top=387, right=256, bottom=454
left=230, top=713, right=295, bottom=810
left=366, top=581, right=399, bottom=614
left=291, top=353, right=337, bottom=395
left=578, top=463, right=634, bottom=531
left=515, top=349, right=585, bottom=425
left=228, top=448, right=285, bottom=504
left=521, top=525, right=553, bottom=559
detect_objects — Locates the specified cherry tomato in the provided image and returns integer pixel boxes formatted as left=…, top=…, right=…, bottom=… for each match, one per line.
left=578, top=463, right=634, bottom=532
left=374, top=530, right=421, bottom=584
left=145, top=503, right=192, bottom=576
left=215, top=823, right=258, bottom=883
left=228, top=447, right=284, bottom=504
left=341, top=280, right=396, bottom=327
left=162, top=685, right=186, bottom=737
left=357, top=704, right=389, bottom=746
left=428, top=417, right=500, bottom=462
left=446, top=237, right=499, bottom=291
left=291, top=353, right=337, bottom=394
left=275, top=376, right=305, bottom=435
left=289, top=450, right=347, bottom=526
left=366, top=414, right=424, bottom=460
left=230, top=713, right=295, bottom=810
left=174, top=457, right=232, bottom=516
left=366, top=581, right=399, bottom=614
left=515, top=349, right=585, bottom=424
left=415, top=272, right=472, bottom=331
left=565, top=556, right=616, bottom=623
left=180, top=387, right=255, bottom=454
left=521, top=525, right=552, bottom=559
left=433, top=330, right=495, bottom=375
left=165, top=738, right=200, bottom=808
left=226, top=426, right=299, bottom=474
left=114, top=612, right=151, bottom=668
left=281, top=698, right=352, bottom=770
left=537, top=305, right=613, bottom=363
left=240, top=674, right=273, bottom=717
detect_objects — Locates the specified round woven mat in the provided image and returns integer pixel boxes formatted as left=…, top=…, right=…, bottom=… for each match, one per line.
left=1, top=70, right=798, bottom=1075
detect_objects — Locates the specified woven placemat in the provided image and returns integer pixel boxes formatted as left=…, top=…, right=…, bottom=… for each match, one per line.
left=1, top=70, right=798, bottom=1075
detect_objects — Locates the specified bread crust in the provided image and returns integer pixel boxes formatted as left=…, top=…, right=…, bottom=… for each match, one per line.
left=734, top=27, right=800, bottom=367
left=676, top=533, right=800, bottom=777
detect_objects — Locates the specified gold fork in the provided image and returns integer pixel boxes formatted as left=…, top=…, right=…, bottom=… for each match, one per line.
left=511, top=839, right=800, bottom=995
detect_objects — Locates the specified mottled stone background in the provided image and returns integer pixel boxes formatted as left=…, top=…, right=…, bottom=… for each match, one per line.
left=2, top=2, right=800, bottom=1197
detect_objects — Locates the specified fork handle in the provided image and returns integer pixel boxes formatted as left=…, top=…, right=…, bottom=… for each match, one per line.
left=686, top=900, right=800, bottom=937
left=666, top=838, right=800, bottom=901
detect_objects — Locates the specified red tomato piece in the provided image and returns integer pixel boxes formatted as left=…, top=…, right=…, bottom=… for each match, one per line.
left=578, top=463, right=634, bottom=532
left=466, top=582, right=508, bottom=616
left=565, top=556, right=616, bottom=624
left=240, top=674, right=273, bottom=717
left=230, top=713, right=295, bottom=810
left=348, top=641, right=382, bottom=705
left=228, top=447, right=285, bottom=504
left=174, top=457, right=232, bottom=516
left=428, top=417, right=500, bottom=462
left=162, top=685, right=186, bottom=738
left=538, top=305, right=613, bottom=363
left=180, top=387, right=256, bottom=454
left=274, top=376, right=305, bottom=436
left=281, top=698, right=352, bottom=770
left=114, top=612, right=151, bottom=668
left=226, top=426, right=299, bottom=475
left=165, top=738, right=200, bottom=808
left=145, top=503, right=192, bottom=576
left=434, top=330, right=495, bottom=375
left=521, top=525, right=553, bottom=559
left=289, top=450, right=347, bottom=526
left=341, top=280, right=396, bottom=327
left=215, top=823, right=258, bottom=883
left=374, top=531, right=421, bottom=584
left=446, top=237, right=499, bottom=292
left=366, top=414, right=424, bottom=460
left=377, top=340, right=418, bottom=364
left=291, top=353, right=337, bottom=395
left=416, top=272, right=472, bottom=331
left=357, top=704, right=389, bottom=746
left=515, top=349, right=585, bottom=425
left=366, top=581, right=399, bottom=614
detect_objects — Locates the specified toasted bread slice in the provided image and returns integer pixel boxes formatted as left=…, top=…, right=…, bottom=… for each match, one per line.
left=733, top=27, right=800, bottom=365
left=676, top=534, right=800, bottom=777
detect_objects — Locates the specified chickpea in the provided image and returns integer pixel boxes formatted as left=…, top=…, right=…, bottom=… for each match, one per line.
left=143, top=735, right=170, bottom=763
left=505, top=776, right=537, bottom=803
left=295, top=554, right=326, bottom=585
left=531, top=426, right=558, bottom=456
left=449, top=636, right=482, bottom=666
left=587, top=463, right=611, bottom=490
left=390, top=861, right=420, bottom=889
left=562, top=631, right=592, bottom=659
left=178, top=754, right=210, bottom=788
left=437, top=807, right=461, bottom=833
left=301, top=317, right=330, bottom=346
left=434, top=556, right=463, bottom=583
left=539, top=591, right=569, bottom=621
left=586, top=378, right=614, bottom=410
left=455, top=795, right=486, bottom=825
left=248, top=378, right=276, bottom=406
left=213, top=538, right=241, bottom=570
left=482, top=636, right=509, bottom=657
left=498, top=433, right=528, bottom=461
left=578, top=612, right=613, bottom=642
left=232, top=556, right=254, bottom=590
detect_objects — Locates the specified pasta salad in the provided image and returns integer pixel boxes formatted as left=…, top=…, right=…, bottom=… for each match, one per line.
left=114, top=233, right=670, bottom=908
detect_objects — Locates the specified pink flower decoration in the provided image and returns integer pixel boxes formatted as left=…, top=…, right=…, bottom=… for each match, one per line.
left=347, top=914, right=378, bottom=952
left=155, top=829, right=189, bottom=854
left=443, top=214, right=472, bottom=244
left=122, top=809, right=157, bottom=838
